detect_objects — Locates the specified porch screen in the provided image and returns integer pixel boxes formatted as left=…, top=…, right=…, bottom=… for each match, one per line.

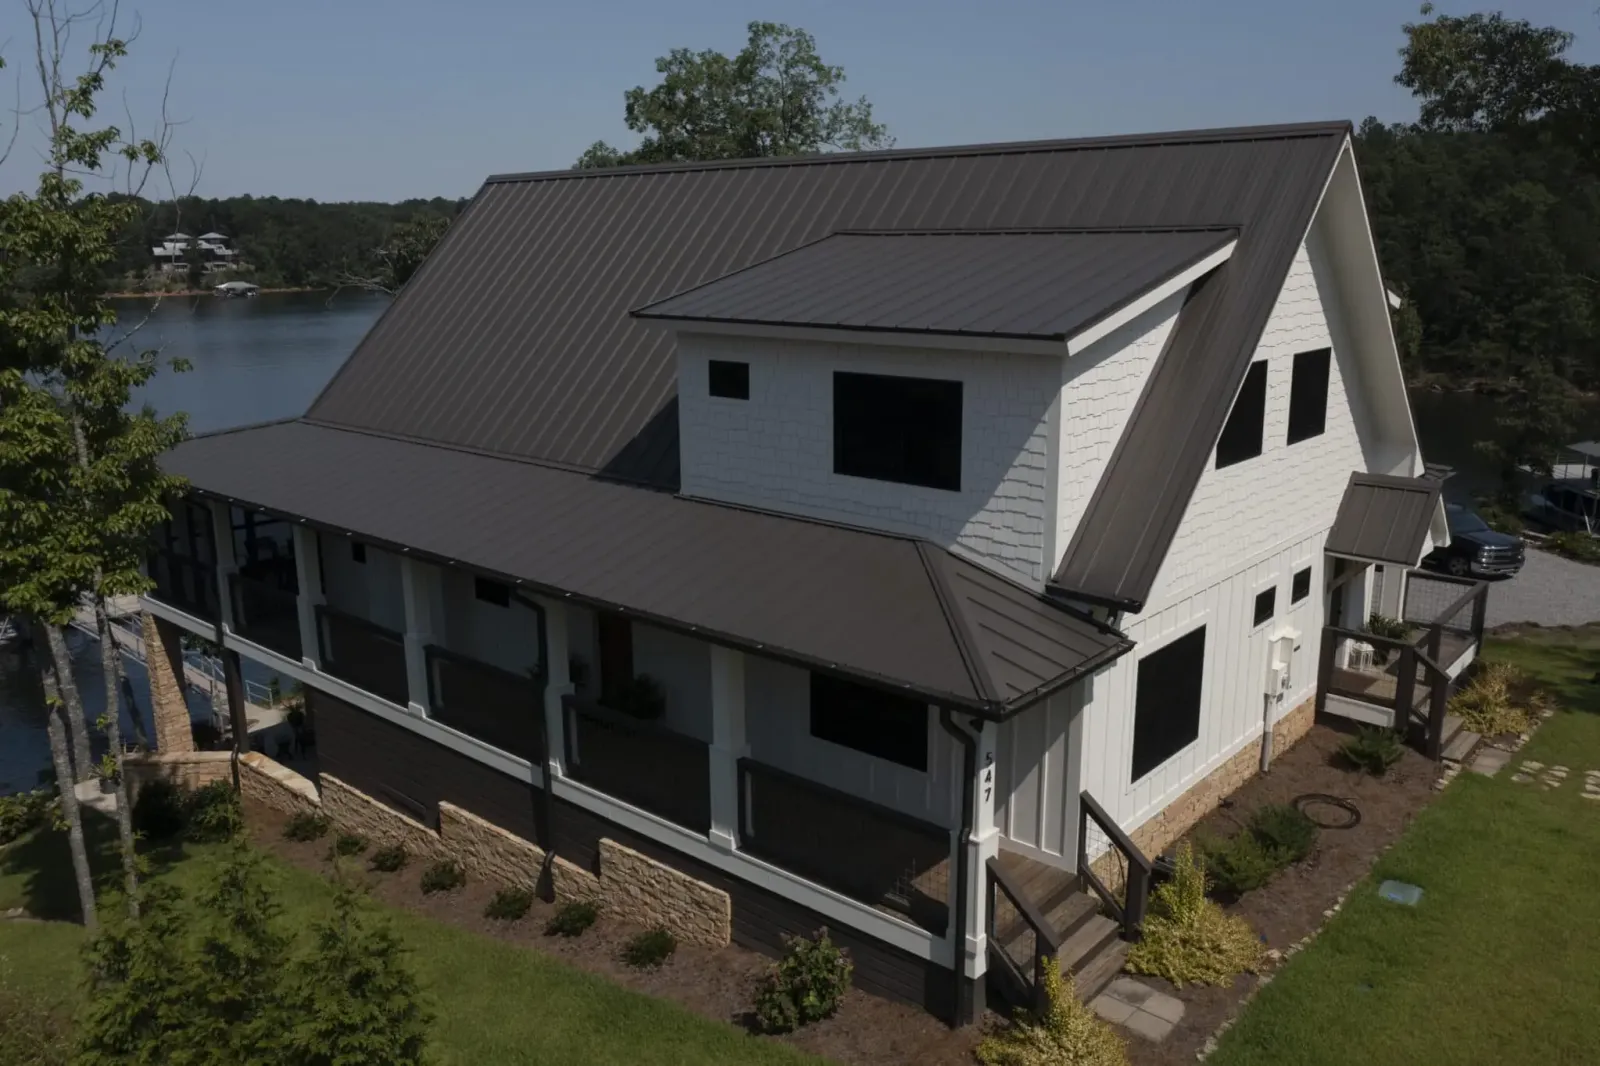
left=809, top=673, right=928, bottom=771
left=1131, top=626, right=1206, bottom=782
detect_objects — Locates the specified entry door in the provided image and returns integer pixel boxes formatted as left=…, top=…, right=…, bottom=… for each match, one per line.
left=992, top=686, right=1083, bottom=871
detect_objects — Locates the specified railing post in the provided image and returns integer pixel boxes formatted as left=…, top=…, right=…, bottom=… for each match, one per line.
left=1395, top=644, right=1417, bottom=737
left=537, top=596, right=573, bottom=778
left=961, top=718, right=999, bottom=1013
left=1315, top=627, right=1337, bottom=718
left=708, top=645, right=747, bottom=851
left=1470, top=582, right=1488, bottom=645
left=291, top=524, right=323, bottom=670
left=1125, top=857, right=1150, bottom=939
left=1428, top=668, right=1449, bottom=760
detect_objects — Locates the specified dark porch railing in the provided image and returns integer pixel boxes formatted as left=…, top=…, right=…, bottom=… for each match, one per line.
left=1078, top=790, right=1151, bottom=941
left=229, top=572, right=301, bottom=660
left=316, top=605, right=407, bottom=706
left=146, top=548, right=220, bottom=621
left=986, top=857, right=1063, bottom=1016
left=1403, top=572, right=1488, bottom=674
left=426, top=644, right=543, bottom=762
left=738, top=757, right=951, bottom=936
left=563, top=696, right=710, bottom=832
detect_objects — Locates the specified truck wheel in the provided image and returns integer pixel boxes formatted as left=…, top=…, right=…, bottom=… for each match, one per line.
left=1447, top=557, right=1470, bottom=577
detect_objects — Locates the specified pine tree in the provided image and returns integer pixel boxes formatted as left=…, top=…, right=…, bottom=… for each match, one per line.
left=188, top=846, right=290, bottom=1061
left=74, top=881, right=198, bottom=1066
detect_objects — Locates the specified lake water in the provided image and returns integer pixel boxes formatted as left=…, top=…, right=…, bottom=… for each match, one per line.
left=2, top=293, right=1594, bottom=791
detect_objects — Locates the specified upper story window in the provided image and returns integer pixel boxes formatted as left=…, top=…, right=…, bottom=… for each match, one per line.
left=1291, top=566, right=1312, bottom=603
left=350, top=540, right=367, bottom=564
left=1286, top=348, right=1331, bottom=444
left=833, top=371, right=962, bottom=491
left=708, top=359, right=749, bottom=400
left=474, top=576, right=511, bottom=607
left=1253, top=587, right=1276, bottom=627
left=1216, top=360, right=1267, bottom=469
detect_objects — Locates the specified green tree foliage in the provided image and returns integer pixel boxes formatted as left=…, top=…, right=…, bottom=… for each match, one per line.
left=75, top=882, right=200, bottom=1065
left=577, top=22, right=892, bottom=168
left=337, top=213, right=453, bottom=295
left=188, top=847, right=290, bottom=1061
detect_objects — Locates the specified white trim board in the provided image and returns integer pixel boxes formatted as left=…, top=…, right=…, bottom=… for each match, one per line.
left=1066, top=239, right=1237, bottom=355
left=140, top=595, right=219, bottom=641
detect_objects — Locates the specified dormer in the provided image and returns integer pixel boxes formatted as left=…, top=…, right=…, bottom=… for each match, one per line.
left=634, top=229, right=1237, bottom=587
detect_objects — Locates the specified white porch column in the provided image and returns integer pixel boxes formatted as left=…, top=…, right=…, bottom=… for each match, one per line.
left=960, top=717, right=1000, bottom=994
left=209, top=500, right=237, bottom=631
left=399, top=557, right=437, bottom=717
left=538, top=596, right=573, bottom=774
left=708, top=645, right=747, bottom=851
left=291, top=525, right=324, bottom=668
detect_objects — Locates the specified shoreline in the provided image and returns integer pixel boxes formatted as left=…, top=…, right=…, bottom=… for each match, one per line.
left=104, top=286, right=327, bottom=298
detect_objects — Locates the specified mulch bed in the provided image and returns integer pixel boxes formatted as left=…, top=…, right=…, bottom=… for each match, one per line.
left=1120, top=723, right=1441, bottom=1066
left=244, top=803, right=986, bottom=1066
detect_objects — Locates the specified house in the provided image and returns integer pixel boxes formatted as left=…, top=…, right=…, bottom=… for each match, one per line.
left=137, top=121, right=1491, bottom=1025
left=151, top=230, right=239, bottom=273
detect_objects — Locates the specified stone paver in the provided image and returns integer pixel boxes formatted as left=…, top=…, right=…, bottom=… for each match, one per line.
left=1485, top=548, right=1600, bottom=629
left=1090, top=995, right=1137, bottom=1024
left=1104, top=976, right=1155, bottom=1006
left=1470, top=748, right=1512, bottom=776
left=1120, top=1009, right=1177, bottom=1042
left=1092, top=975, right=1185, bottom=1042
left=1141, top=991, right=1186, bottom=1025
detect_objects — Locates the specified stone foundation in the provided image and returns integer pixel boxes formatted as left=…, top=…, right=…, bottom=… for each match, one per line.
left=321, top=775, right=441, bottom=859
left=142, top=613, right=194, bottom=754
left=239, top=752, right=319, bottom=816
left=439, top=802, right=543, bottom=889
left=596, top=840, right=731, bottom=947
left=123, top=750, right=231, bottom=799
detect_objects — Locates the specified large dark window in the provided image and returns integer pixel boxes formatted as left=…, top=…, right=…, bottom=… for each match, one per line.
left=1286, top=348, right=1331, bottom=444
left=833, top=372, right=962, bottom=491
left=1291, top=566, right=1312, bottom=603
left=708, top=359, right=749, bottom=400
left=597, top=612, right=634, bottom=705
left=1131, top=627, right=1206, bottom=781
left=1216, top=360, right=1268, bottom=469
left=350, top=540, right=367, bottom=564
left=1253, top=587, right=1276, bottom=627
left=810, top=673, right=928, bottom=771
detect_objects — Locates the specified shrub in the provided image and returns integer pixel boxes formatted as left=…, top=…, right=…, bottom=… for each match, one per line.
left=0, top=971, right=70, bottom=1066
left=1197, top=831, right=1282, bottom=896
left=484, top=887, right=534, bottom=921
left=283, top=811, right=331, bottom=842
left=132, top=779, right=188, bottom=840
left=1366, top=613, right=1410, bottom=641
left=185, top=781, right=244, bottom=842
left=419, top=859, right=465, bottom=895
left=0, top=788, right=55, bottom=846
left=1546, top=530, right=1600, bottom=565
left=1475, top=501, right=1524, bottom=535
left=976, top=957, right=1127, bottom=1066
left=1450, top=660, right=1537, bottom=736
left=544, top=900, right=599, bottom=937
left=369, top=844, right=408, bottom=873
left=622, top=928, right=677, bottom=968
left=330, top=833, right=369, bottom=858
left=1249, top=803, right=1318, bottom=865
left=1339, top=726, right=1405, bottom=776
left=752, top=928, right=853, bottom=1034
left=1126, top=843, right=1264, bottom=987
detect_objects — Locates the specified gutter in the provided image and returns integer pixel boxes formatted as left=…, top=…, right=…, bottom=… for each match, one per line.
left=937, top=707, right=979, bottom=1026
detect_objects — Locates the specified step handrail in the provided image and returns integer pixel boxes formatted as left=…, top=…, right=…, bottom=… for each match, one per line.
left=1078, top=789, right=1152, bottom=941
left=986, top=857, right=1061, bottom=1016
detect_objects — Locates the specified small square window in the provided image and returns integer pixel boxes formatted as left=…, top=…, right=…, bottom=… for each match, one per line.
left=1253, top=587, right=1276, bottom=627
left=350, top=541, right=367, bottom=564
left=474, top=576, right=511, bottom=607
left=708, top=360, right=749, bottom=400
left=1291, top=567, right=1312, bottom=603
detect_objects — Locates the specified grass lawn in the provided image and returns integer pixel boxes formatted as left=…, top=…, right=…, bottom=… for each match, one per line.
left=1209, top=627, right=1600, bottom=1066
left=1, top=818, right=820, bottom=1065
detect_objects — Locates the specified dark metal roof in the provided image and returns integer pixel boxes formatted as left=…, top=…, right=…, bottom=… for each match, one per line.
left=1325, top=473, right=1442, bottom=567
left=632, top=230, right=1235, bottom=341
left=166, top=420, right=1129, bottom=715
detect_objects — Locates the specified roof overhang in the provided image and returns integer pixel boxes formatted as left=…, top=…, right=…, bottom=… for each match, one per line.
left=1325, top=472, right=1443, bottom=568
left=1063, top=238, right=1236, bottom=355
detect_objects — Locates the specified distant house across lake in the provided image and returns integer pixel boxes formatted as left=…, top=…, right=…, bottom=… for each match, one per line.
left=152, top=231, right=240, bottom=274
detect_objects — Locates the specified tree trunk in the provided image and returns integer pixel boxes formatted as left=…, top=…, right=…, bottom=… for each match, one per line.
left=94, top=599, right=140, bottom=914
left=43, top=668, right=98, bottom=931
left=42, top=621, right=94, bottom=782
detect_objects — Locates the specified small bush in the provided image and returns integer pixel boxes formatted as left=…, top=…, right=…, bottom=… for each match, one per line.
left=1365, top=613, right=1410, bottom=641
left=1249, top=803, right=1318, bottom=864
left=544, top=900, right=599, bottom=937
left=283, top=810, right=331, bottom=842
left=0, top=788, right=56, bottom=846
left=622, top=928, right=677, bottom=968
left=1197, top=831, right=1282, bottom=896
left=1474, top=501, right=1524, bottom=536
left=752, top=928, right=853, bottom=1034
left=369, top=844, right=408, bottom=873
left=976, top=957, right=1127, bottom=1066
left=131, top=779, right=188, bottom=840
left=184, top=781, right=243, bottom=842
left=1339, top=726, right=1405, bottom=776
left=1546, top=530, right=1600, bottom=565
left=484, top=887, right=535, bottom=921
left=1450, top=660, right=1537, bottom=737
left=329, top=833, right=368, bottom=858
left=1126, top=843, right=1264, bottom=987
left=420, top=859, right=465, bottom=895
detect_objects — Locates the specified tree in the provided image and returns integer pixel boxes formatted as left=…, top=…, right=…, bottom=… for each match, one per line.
left=76, top=880, right=200, bottom=1066
left=577, top=22, right=892, bottom=168
left=185, top=846, right=289, bottom=1061
left=1473, top=357, right=1582, bottom=503
left=336, top=213, right=451, bottom=296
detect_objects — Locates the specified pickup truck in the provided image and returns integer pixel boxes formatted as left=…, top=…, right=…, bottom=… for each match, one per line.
left=1424, top=504, right=1525, bottom=578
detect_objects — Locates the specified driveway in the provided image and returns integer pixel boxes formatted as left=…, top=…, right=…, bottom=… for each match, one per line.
left=1484, top=547, right=1600, bottom=628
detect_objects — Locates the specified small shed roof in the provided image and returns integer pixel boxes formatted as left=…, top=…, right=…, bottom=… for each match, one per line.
left=1325, top=472, right=1441, bottom=566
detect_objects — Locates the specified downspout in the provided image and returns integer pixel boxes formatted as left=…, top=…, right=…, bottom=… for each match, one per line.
left=510, top=589, right=552, bottom=851
left=938, top=707, right=980, bottom=1026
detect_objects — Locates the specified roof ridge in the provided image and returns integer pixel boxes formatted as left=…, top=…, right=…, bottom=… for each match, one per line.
left=487, top=120, right=1353, bottom=186
left=182, top=416, right=302, bottom=442
left=913, top=542, right=998, bottom=705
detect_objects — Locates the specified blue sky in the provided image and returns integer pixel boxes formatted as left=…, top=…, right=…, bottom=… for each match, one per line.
left=3, top=0, right=1597, bottom=201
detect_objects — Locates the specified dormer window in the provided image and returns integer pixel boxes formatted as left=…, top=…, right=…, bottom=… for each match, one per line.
left=833, top=371, right=962, bottom=491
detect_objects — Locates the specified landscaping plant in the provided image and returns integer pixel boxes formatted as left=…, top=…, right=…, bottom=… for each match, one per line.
left=330, top=833, right=369, bottom=859
left=283, top=811, right=331, bottom=842
left=752, top=928, right=853, bottom=1034
left=1339, top=726, right=1405, bottom=776
left=1449, top=660, right=1539, bottom=737
left=369, top=844, right=409, bottom=873
left=1198, top=830, right=1283, bottom=896
left=0, top=788, right=56, bottom=846
left=544, top=900, right=600, bottom=937
left=1249, top=803, right=1318, bottom=864
left=1366, top=613, right=1411, bottom=643
left=484, top=887, right=535, bottom=922
left=131, top=779, right=189, bottom=840
left=0, top=970, right=69, bottom=1066
left=1544, top=531, right=1600, bottom=565
left=185, top=781, right=244, bottom=842
left=1126, top=843, right=1264, bottom=987
left=976, top=957, right=1128, bottom=1066
left=622, top=928, right=677, bottom=969
left=420, top=859, right=466, bottom=895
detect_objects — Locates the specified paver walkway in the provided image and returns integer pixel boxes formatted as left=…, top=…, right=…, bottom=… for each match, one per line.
left=1091, top=975, right=1186, bottom=1042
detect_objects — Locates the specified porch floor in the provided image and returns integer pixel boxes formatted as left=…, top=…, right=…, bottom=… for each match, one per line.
left=1331, top=631, right=1474, bottom=703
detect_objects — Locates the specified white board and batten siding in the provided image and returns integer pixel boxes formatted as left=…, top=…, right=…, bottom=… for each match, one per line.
left=316, top=531, right=406, bottom=633
left=994, top=686, right=1086, bottom=869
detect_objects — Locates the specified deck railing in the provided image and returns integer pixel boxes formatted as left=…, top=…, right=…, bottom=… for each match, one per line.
left=426, top=645, right=543, bottom=762
left=316, top=605, right=407, bottom=706
left=229, top=573, right=301, bottom=660
left=562, top=696, right=710, bottom=833
left=986, top=857, right=1063, bottom=1016
left=146, top=548, right=220, bottom=621
left=738, top=757, right=951, bottom=936
left=1078, top=790, right=1151, bottom=941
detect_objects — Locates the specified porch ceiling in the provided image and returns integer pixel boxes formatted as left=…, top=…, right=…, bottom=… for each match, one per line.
left=163, top=419, right=1130, bottom=715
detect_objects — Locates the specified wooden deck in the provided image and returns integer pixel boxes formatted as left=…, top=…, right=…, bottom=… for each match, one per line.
left=1330, top=630, right=1473, bottom=705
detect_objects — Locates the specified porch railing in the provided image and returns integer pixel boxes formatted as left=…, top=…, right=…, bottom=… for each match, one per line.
left=146, top=548, right=220, bottom=621
left=1078, top=790, right=1151, bottom=941
left=1402, top=572, right=1487, bottom=674
left=738, top=757, right=951, bottom=937
left=229, top=573, right=301, bottom=660
left=426, top=645, right=543, bottom=762
left=986, top=857, right=1062, bottom=1017
left=316, top=605, right=407, bottom=706
left=562, top=696, right=710, bottom=833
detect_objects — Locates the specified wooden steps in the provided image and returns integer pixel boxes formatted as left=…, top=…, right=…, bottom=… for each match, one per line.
left=989, top=851, right=1131, bottom=1006
left=1439, top=713, right=1481, bottom=763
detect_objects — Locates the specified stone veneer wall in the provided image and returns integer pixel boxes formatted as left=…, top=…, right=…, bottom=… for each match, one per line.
left=320, top=776, right=442, bottom=860
left=141, top=612, right=194, bottom=754
left=124, top=750, right=232, bottom=799
left=239, top=752, right=319, bottom=816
